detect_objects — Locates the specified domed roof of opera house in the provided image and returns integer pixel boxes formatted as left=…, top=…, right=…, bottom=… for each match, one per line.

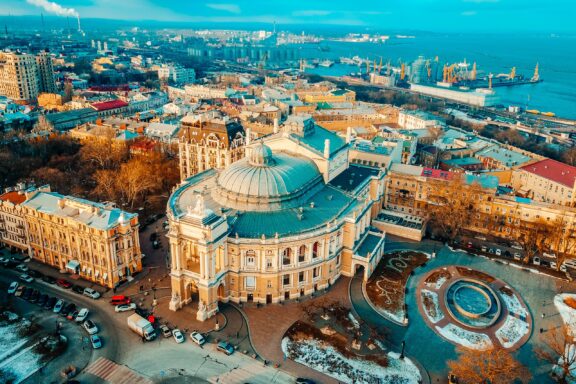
left=213, top=142, right=323, bottom=211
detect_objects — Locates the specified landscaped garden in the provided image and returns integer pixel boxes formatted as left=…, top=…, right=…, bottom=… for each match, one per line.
left=281, top=299, right=422, bottom=384
left=417, top=266, right=532, bottom=351
left=365, top=251, right=429, bottom=324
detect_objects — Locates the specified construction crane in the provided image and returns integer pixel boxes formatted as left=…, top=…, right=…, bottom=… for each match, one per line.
left=400, top=63, right=406, bottom=81
left=443, top=64, right=458, bottom=83
left=386, top=60, right=391, bottom=76
left=488, top=73, right=493, bottom=89
left=471, top=62, right=477, bottom=81
left=426, top=60, right=432, bottom=80
left=366, top=60, right=370, bottom=74
left=378, top=57, right=383, bottom=73
left=509, top=66, right=516, bottom=80
left=532, top=62, right=540, bottom=81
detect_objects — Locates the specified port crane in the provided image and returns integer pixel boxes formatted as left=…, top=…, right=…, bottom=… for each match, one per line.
left=532, top=63, right=539, bottom=81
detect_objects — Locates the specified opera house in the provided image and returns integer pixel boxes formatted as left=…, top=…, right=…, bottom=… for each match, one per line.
left=167, top=115, right=386, bottom=321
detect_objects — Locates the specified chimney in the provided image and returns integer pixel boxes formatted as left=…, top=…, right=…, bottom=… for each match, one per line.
left=346, top=126, right=352, bottom=143
left=323, top=139, right=330, bottom=159
left=273, top=118, right=279, bottom=134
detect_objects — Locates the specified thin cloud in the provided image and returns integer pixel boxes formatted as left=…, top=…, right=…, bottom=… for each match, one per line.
left=463, top=0, right=499, bottom=3
left=206, top=3, right=241, bottom=14
left=461, top=11, right=478, bottom=16
left=292, top=10, right=332, bottom=17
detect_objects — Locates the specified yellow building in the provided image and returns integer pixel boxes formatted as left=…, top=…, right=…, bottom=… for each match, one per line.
left=167, top=116, right=386, bottom=321
left=21, top=191, right=142, bottom=288
left=298, top=89, right=356, bottom=104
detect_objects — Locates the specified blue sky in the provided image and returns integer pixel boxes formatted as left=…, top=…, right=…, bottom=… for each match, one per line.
left=2, top=0, right=575, bottom=31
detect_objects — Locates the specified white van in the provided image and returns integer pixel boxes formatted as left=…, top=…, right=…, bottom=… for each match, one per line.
left=533, top=257, right=541, bottom=266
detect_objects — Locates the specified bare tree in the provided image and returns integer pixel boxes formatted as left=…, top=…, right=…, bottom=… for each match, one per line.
left=537, top=324, right=576, bottom=383
left=546, top=214, right=576, bottom=270
left=514, top=218, right=553, bottom=264
left=117, top=158, right=157, bottom=209
left=79, top=131, right=129, bottom=170
left=427, top=177, right=485, bottom=241
left=448, top=346, right=531, bottom=384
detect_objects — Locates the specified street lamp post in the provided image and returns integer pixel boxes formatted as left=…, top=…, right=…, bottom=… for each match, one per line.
left=400, top=340, right=405, bottom=359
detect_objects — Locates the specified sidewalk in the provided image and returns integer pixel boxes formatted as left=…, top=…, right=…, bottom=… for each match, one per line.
left=27, top=260, right=108, bottom=294
left=240, top=277, right=354, bottom=384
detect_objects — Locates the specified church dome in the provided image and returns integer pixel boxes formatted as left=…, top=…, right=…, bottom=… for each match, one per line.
left=213, top=144, right=323, bottom=211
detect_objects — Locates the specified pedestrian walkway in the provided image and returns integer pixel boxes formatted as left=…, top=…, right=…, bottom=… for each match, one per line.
left=85, top=357, right=153, bottom=384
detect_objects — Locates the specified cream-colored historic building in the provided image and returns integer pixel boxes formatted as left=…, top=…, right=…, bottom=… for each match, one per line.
left=20, top=191, right=142, bottom=288
left=167, top=115, right=386, bottom=321
left=178, top=110, right=246, bottom=181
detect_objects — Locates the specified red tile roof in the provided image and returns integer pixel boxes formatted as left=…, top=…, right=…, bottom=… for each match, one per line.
left=91, top=100, right=129, bottom=111
left=0, top=191, right=27, bottom=204
left=422, top=167, right=454, bottom=181
left=520, top=159, right=576, bottom=188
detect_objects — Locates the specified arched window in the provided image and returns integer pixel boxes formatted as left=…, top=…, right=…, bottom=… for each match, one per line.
left=282, top=248, right=292, bottom=265
left=246, top=250, right=256, bottom=266
left=298, top=245, right=306, bottom=262
left=312, top=242, right=320, bottom=259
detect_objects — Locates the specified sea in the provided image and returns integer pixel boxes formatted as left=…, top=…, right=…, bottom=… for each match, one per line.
left=296, top=33, right=576, bottom=120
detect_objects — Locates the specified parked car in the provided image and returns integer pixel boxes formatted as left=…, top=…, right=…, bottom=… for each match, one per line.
left=41, top=275, right=56, bottom=284
left=68, top=310, right=79, bottom=321
left=56, top=279, right=72, bottom=289
left=19, top=274, right=34, bottom=283
left=29, top=289, right=39, bottom=303
left=541, top=260, right=551, bottom=268
left=83, top=320, right=99, bottom=335
left=61, top=303, right=76, bottom=317
left=551, top=262, right=558, bottom=270
left=511, top=243, right=523, bottom=250
left=173, top=329, right=185, bottom=344
left=21, top=287, right=32, bottom=300
left=37, top=294, right=48, bottom=307
left=53, top=299, right=65, bottom=314
left=7, top=281, right=18, bottom=294
left=90, top=334, right=102, bottom=349
left=474, top=235, right=487, bottom=241
left=159, top=324, right=172, bottom=338
left=190, top=331, right=206, bottom=346
left=14, top=286, right=25, bottom=297
left=83, top=288, right=101, bottom=300
left=0, top=256, right=9, bottom=266
left=543, top=252, right=557, bottom=259
left=110, top=295, right=131, bottom=306
left=15, top=264, right=29, bottom=273
left=45, top=297, right=57, bottom=310
left=115, top=303, right=137, bottom=313
left=514, top=253, right=522, bottom=260
left=466, top=242, right=473, bottom=249
left=448, top=373, right=459, bottom=384
left=295, top=379, right=316, bottom=384
left=488, top=248, right=495, bottom=254
left=72, top=285, right=84, bottom=294
left=27, top=270, right=42, bottom=278
left=495, top=249, right=502, bottom=256
left=533, top=256, right=541, bottom=266
left=217, top=341, right=234, bottom=355
left=75, top=308, right=89, bottom=323
left=481, top=245, right=487, bottom=252
left=152, top=240, right=160, bottom=249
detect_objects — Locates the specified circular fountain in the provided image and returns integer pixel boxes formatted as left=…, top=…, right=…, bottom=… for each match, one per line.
left=445, top=278, right=501, bottom=329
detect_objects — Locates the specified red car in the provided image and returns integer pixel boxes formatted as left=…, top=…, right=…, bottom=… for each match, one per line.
left=56, top=279, right=72, bottom=289
left=110, top=295, right=131, bottom=305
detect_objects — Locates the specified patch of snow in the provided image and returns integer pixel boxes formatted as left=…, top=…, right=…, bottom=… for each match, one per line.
left=0, top=342, right=42, bottom=384
left=555, top=294, right=576, bottom=337
left=500, top=291, right=528, bottom=318
left=282, top=337, right=421, bottom=384
left=436, top=324, right=493, bottom=350
left=425, top=276, right=448, bottom=290
left=496, top=315, right=529, bottom=348
left=421, top=289, right=444, bottom=324
left=3, top=311, right=19, bottom=322
left=379, top=308, right=406, bottom=324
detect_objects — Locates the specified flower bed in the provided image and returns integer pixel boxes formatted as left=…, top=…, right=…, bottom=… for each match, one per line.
left=435, top=323, right=493, bottom=350
left=365, top=251, right=429, bottom=323
left=421, top=289, right=444, bottom=324
left=282, top=337, right=421, bottom=384
left=495, top=315, right=529, bottom=348
left=424, top=269, right=451, bottom=290
left=499, top=286, right=528, bottom=318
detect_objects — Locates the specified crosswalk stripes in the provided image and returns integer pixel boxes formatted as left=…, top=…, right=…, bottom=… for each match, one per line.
left=84, top=356, right=153, bottom=384
left=208, top=363, right=270, bottom=384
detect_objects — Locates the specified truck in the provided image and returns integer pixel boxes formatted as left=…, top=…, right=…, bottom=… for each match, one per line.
left=127, top=314, right=156, bottom=341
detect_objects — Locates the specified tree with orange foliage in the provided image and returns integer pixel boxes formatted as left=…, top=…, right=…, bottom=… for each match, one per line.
left=447, top=346, right=531, bottom=384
